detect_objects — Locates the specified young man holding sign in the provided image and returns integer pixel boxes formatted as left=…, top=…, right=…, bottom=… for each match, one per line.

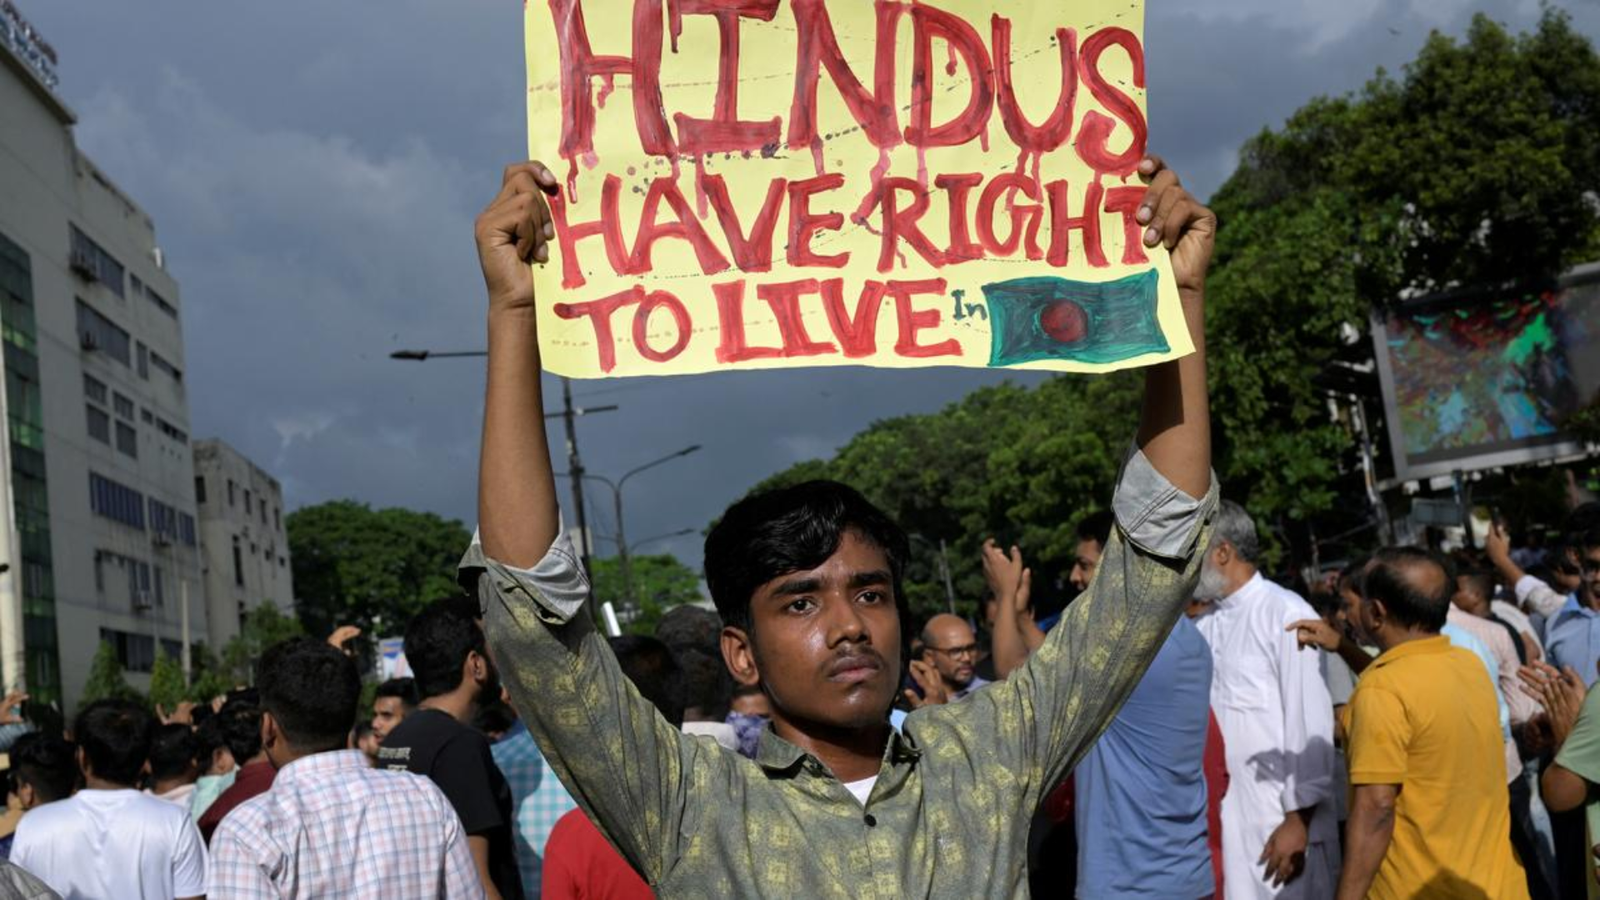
left=464, top=151, right=1216, bottom=896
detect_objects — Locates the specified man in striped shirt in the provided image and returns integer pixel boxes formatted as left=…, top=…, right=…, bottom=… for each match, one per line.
left=209, top=638, right=484, bottom=898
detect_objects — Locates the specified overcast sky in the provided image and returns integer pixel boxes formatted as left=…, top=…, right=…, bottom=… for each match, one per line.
left=21, top=0, right=1595, bottom=574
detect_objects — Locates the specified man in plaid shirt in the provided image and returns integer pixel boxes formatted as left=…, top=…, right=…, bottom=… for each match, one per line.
left=209, top=638, right=484, bottom=898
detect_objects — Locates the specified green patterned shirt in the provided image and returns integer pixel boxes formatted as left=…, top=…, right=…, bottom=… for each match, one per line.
left=465, top=449, right=1216, bottom=898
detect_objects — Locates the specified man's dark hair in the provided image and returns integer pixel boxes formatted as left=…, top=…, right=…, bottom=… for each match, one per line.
left=675, top=648, right=732, bottom=721
left=655, top=606, right=723, bottom=658
left=1577, top=527, right=1600, bottom=555
left=374, top=677, right=420, bottom=710
left=9, top=732, right=76, bottom=802
left=1362, top=547, right=1451, bottom=631
left=1076, top=510, right=1114, bottom=548
left=1337, top=556, right=1370, bottom=595
left=216, top=698, right=264, bottom=763
left=704, top=480, right=910, bottom=635
left=610, top=636, right=685, bottom=728
left=1456, top=569, right=1496, bottom=604
left=473, top=700, right=517, bottom=737
left=258, top=637, right=361, bottom=754
left=73, top=699, right=155, bottom=786
left=404, top=596, right=486, bottom=700
left=1307, top=588, right=1343, bottom=619
left=148, top=723, right=200, bottom=782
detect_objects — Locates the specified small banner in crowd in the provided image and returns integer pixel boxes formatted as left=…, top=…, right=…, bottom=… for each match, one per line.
left=525, top=0, right=1189, bottom=377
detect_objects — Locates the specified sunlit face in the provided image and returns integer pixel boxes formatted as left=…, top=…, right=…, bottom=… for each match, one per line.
left=1069, top=539, right=1103, bottom=593
left=371, top=697, right=408, bottom=741
left=727, top=531, right=902, bottom=733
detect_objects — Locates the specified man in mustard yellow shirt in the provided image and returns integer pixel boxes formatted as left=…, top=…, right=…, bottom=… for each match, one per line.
left=1337, top=548, right=1528, bottom=900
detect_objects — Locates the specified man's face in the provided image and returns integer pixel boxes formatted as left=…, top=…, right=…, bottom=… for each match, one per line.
left=1195, top=545, right=1230, bottom=601
left=1580, top=545, right=1600, bottom=609
left=1069, top=539, right=1103, bottom=593
left=922, top=617, right=979, bottom=691
left=736, top=531, right=902, bottom=732
left=371, top=697, right=407, bottom=741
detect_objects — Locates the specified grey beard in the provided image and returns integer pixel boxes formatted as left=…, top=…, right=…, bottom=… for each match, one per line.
left=1195, top=560, right=1229, bottom=601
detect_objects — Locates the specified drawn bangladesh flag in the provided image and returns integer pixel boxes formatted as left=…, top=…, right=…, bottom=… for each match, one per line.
left=983, top=271, right=1169, bottom=367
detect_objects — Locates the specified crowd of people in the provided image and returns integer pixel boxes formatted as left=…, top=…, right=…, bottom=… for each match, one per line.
left=0, top=156, right=1594, bottom=898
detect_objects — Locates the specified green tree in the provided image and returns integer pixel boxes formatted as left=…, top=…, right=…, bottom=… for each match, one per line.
left=590, top=554, right=704, bottom=636
left=221, top=603, right=305, bottom=684
left=79, top=640, right=142, bottom=707
left=1204, top=9, right=1600, bottom=539
left=147, top=650, right=186, bottom=713
left=288, top=500, right=471, bottom=637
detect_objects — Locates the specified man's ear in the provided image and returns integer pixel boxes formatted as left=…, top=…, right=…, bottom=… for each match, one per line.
left=464, top=651, right=488, bottom=687
left=75, top=745, right=89, bottom=780
left=16, top=782, right=34, bottom=810
left=260, top=710, right=281, bottom=755
left=721, top=626, right=760, bottom=688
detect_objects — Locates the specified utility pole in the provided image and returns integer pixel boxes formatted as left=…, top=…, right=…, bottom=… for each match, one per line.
left=389, top=350, right=616, bottom=598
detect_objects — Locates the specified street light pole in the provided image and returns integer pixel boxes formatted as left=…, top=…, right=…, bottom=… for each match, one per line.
left=390, top=349, right=616, bottom=601
left=560, top=444, right=701, bottom=609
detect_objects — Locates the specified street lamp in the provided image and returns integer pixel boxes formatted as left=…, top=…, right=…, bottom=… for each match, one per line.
left=388, top=348, right=616, bottom=608
left=570, top=444, right=702, bottom=606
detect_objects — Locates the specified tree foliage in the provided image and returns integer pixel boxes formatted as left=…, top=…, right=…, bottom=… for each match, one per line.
left=590, top=554, right=705, bottom=636
left=287, top=500, right=471, bottom=637
left=147, top=650, right=187, bottom=713
left=79, top=640, right=142, bottom=707
left=739, top=11, right=1600, bottom=608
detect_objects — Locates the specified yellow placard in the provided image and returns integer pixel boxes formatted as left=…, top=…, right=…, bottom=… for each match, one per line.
left=526, top=0, right=1190, bottom=378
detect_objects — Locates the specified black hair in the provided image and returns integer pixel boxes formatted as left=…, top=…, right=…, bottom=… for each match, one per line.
left=609, top=635, right=685, bottom=728
left=147, top=723, right=200, bottom=782
left=1362, top=547, right=1451, bottom=631
left=1337, top=556, right=1370, bottom=595
left=473, top=700, right=517, bottom=737
left=1307, top=588, right=1344, bottom=619
left=675, top=648, right=732, bottom=720
left=1576, top=527, right=1600, bottom=555
left=10, top=732, right=77, bottom=802
left=258, top=637, right=361, bottom=754
left=1076, top=510, right=1115, bottom=548
left=216, top=699, right=264, bottom=764
left=374, top=677, right=420, bottom=710
left=404, top=596, right=487, bottom=700
left=704, top=480, right=910, bottom=636
left=353, top=720, right=375, bottom=741
left=1567, top=502, right=1600, bottom=538
left=655, top=606, right=723, bottom=658
left=73, top=698, right=154, bottom=786
left=1455, top=568, right=1496, bottom=604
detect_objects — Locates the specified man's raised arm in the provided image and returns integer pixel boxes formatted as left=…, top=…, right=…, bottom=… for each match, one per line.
left=477, top=161, right=562, bottom=568
left=1134, top=155, right=1212, bottom=500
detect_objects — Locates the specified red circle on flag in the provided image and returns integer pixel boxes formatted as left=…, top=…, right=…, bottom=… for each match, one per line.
left=1039, top=299, right=1088, bottom=344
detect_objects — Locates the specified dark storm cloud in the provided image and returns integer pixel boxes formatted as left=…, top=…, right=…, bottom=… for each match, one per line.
left=21, top=1, right=1598, bottom=576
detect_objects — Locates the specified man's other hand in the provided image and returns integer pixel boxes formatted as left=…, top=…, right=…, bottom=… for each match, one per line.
left=476, top=161, right=560, bottom=315
left=1286, top=619, right=1340, bottom=652
left=903, top=660, right=948, bottom=709
left=1260, top=811, right=1309, bottom=887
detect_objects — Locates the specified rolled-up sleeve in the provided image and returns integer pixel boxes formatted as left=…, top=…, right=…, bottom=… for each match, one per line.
left=921, top=446, right=1218, bottom=802
left=464, top=518, right=704, bottom=887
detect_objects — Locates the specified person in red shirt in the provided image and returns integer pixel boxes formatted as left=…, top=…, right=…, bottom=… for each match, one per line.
left=198, top=694, right=274, bottom=843
left=542, top=637, right=686, bottom=900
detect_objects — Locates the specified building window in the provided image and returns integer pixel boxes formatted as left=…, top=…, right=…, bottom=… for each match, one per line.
left=70, top=226, right=125, bottom=298
left=88, top=471, right=145, bottom=530
left=85, top=405, right=109, bottom=444
left=140, top=408, right=153, bottom=424
left=74, top=299, right=131, bottom=365
left=274, top=507, right=280, bottom=531
left=114, top=422, right=136, bottom=458
left=259, top=502, right=266, bottom=525
left=136, top=342, right=148, bottom=379
left=194, top=476, right=206, bottom=504
left=244, top=490, right=252, bottom=515
left=232, top=537, right=244, bottom=587
left=149, top=498, right=182, bottom=545
left=149, top=351, right=181, bottom=382
left=227, top=479, right=236, bottom=506
left=179, top=513, right=196, bottom=547
left=144, top=287, right=177, bottom=318
left=82, top=373, right=107, bottom=405
left=156, top=416, right=187, bottom=444
left=112, top=392, right=134, bottom=420
left=100, top=628, right=154, bottom=673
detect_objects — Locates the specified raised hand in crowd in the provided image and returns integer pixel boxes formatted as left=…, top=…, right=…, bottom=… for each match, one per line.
left=1519, top=661, right=1586, bottom=748
left=0, top=690, right=27, bottom=725
left=903, top=660, right=948, bottom=710
left=157, top=701, right=197, bottom=726
left=327, top=625, right=362, bottom=657
left=981, top=540, right=1045, bottom=677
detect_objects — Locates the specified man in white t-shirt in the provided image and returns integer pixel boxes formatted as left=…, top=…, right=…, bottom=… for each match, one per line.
left=11, top=698, right=206, bottom=899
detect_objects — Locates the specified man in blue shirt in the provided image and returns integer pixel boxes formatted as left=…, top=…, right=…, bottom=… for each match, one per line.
left=1074, top=614, right=1214, bottom=899
left=1544, top=529, right=1600, bottom=687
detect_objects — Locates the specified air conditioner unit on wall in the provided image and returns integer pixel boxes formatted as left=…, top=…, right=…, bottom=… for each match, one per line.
left=152, top=532, right=171, bottom=548
left=79, top=330, right=98, bottom=351
left=133, top=589, right=153, bottom=612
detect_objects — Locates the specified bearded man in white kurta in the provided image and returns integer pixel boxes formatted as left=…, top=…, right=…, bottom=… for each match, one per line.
left=1192, top=501, right=1340, bottom=899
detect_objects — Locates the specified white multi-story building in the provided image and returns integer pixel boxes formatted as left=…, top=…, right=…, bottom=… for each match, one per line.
left=193, top=438, right=295, bottom=649
left=0, top=12, right=206, bottom=711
